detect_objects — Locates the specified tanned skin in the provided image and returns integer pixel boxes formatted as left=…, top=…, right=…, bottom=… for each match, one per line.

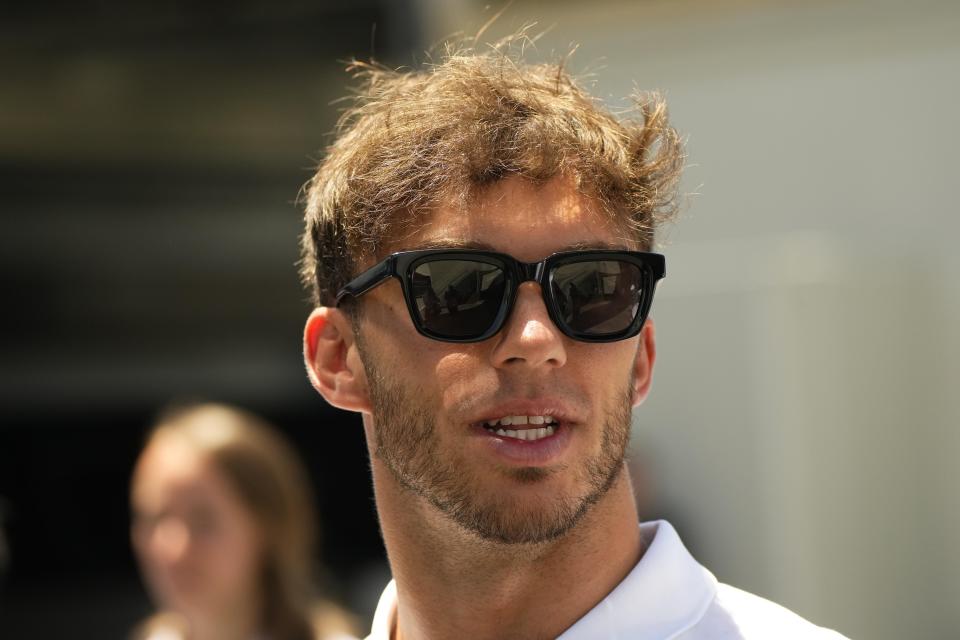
left=305, top=176, right=656, bottom=640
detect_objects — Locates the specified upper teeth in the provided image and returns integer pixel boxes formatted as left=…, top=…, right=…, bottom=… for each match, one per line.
left=482, top=416, right=558, bottom=441
left=484, top=415, right=557, bottom=427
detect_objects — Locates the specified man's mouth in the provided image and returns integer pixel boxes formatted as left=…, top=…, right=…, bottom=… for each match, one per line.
left=481, top=415, right=559, bottom=441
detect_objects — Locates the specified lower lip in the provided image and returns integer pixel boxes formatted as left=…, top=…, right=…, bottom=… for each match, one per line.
left=468, top=423, right=573, bottom=465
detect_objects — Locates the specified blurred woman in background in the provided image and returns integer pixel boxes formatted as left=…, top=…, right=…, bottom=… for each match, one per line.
left=130, top=403, right=357, bottom=640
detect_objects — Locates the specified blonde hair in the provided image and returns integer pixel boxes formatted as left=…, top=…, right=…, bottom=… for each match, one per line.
left=300, top=35, right=685, bottom=308
left=133, top=403, right=356, bottom=640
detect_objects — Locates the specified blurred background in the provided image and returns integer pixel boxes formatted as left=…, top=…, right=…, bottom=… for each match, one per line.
left=1, top=0, right=957, bottom=638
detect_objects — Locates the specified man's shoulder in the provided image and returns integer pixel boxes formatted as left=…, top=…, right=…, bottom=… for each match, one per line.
left=681, top=583, right=849, bottom=640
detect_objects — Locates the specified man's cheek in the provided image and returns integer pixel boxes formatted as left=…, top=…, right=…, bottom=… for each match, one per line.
left=436, top=353, right=493, bottom=408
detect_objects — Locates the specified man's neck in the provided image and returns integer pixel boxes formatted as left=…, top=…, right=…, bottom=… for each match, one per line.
left=371, top=458, right=644, bottom=640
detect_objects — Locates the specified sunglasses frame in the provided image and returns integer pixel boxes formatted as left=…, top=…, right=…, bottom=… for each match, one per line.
left=335, top=248, right=666, bottom=343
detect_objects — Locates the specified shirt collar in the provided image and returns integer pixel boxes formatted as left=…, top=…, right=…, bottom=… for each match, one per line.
left=558, top=520, right=717, bottom=639
left=366, top=520, right=716, bottom=640
left=368, top=578, right=397, bottom=640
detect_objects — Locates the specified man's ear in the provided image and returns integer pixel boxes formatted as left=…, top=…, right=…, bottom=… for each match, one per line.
left=304, top=307, right=371, bottom=414
left=631, top=319, right=657, bottom=407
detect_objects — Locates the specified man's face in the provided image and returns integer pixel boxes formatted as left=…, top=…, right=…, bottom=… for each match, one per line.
left=354, top=176, right=650, bottom=544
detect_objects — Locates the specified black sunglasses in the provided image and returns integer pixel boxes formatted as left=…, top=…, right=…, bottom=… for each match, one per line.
left=335, top=249, right=666, bottom=343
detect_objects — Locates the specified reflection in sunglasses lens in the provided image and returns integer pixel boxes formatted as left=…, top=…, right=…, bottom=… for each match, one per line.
left=552, top=261, right=642, bottom=335
left=413, top=260, right=505, bottom=337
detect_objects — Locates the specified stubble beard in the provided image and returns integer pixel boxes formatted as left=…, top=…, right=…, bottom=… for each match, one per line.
left=361, top=344, right=635, bottom=545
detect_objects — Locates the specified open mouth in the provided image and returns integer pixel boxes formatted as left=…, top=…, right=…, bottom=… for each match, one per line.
left=481, top=415, right=559, bottom=441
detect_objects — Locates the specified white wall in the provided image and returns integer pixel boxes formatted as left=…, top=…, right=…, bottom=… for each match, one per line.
left=645, top=236, right=957, bottom=638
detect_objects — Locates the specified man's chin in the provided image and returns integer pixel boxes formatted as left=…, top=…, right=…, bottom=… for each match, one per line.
left=458, top=506, right=587, bottom=545
left=506, top=465, right=553, bottom=484
left=436, top=484, right=594, bottom=545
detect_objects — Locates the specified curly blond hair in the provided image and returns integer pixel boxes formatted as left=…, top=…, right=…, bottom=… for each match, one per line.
left=300, top=37, right=684, bottom=307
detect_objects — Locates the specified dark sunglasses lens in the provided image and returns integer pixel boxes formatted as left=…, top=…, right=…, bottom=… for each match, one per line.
left=410, top=259, right=507, bottom=338
left=551, top=260, right=643, bottom=335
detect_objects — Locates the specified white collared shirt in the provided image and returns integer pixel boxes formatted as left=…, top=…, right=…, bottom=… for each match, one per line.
left=367, top=520, right=849, bottom=639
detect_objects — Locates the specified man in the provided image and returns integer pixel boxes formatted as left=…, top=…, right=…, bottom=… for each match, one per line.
left=301, top=40, right=848, bottom=639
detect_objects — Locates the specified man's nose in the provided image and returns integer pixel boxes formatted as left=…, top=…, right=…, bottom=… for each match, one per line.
left=490, top=282, right=567, bottom=369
